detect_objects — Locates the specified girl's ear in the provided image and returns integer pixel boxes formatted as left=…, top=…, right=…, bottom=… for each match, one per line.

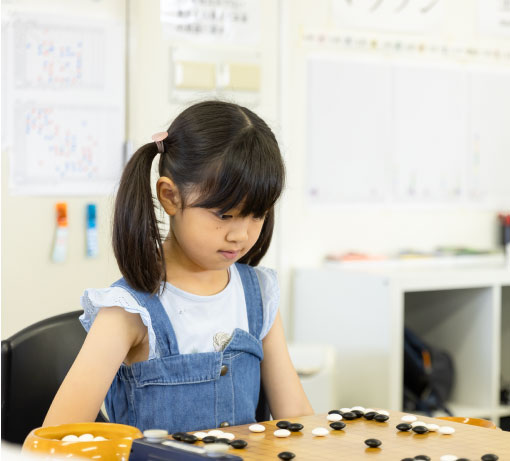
left=157, top=177, right=181, bottom=215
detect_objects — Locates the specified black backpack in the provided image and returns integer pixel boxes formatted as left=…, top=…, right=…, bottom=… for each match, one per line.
left=403, top=327, right=455, bottom=416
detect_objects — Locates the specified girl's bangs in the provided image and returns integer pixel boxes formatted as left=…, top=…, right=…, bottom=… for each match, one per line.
left=189, top=143, right=283, bottom=217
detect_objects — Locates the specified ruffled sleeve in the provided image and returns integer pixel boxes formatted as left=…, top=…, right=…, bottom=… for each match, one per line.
left=253, top=266, right=280, bottom=340
left=80, top=286, right=158, bottom=360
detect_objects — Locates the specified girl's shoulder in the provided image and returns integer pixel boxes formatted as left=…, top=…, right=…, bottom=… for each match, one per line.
left=234, top=265, right=279, bottom=340
left=234, top=263, right=278, bottom=289
left=80, top=285, right=158, bottom=360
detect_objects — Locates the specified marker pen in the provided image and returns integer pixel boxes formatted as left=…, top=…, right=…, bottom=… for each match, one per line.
left=52, top=202, right=68, bottom=263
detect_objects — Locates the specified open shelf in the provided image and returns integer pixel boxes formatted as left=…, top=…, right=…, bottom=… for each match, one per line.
left=293, top=265, right=510, bottom=425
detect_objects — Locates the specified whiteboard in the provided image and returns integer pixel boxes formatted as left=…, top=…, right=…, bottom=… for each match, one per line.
left=306, top=56, right=510, bottom=207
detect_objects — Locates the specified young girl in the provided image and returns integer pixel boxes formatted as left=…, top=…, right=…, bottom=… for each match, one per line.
left=44, top=100, right=314, bottom=433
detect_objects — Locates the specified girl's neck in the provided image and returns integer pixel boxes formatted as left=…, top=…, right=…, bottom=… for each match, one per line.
left=162, top=238, right=229, bottom=296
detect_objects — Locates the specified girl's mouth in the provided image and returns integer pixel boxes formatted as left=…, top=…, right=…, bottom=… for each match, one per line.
left=218, top=250, right=240, bottom=260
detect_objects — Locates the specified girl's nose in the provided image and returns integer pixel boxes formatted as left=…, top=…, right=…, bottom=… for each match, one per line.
left=226, top=219, right=249, bottom=242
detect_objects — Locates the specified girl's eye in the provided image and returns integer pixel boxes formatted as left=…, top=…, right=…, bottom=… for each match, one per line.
left=216, top=213, right=233, bottom=220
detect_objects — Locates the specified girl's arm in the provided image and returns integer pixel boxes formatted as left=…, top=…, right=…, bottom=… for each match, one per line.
left=43, top=306, right=145, bottom=426
left=260, top=311, right=314, bottom=420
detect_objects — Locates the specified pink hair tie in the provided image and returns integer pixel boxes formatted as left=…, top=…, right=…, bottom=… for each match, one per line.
left=152, top=131, right=168, bottom=153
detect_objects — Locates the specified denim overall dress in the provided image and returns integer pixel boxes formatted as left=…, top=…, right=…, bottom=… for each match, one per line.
left=104, top=263, right=264, bottom=433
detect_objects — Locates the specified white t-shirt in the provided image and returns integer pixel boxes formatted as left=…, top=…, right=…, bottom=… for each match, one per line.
left=80, top=265, right=279, bottom=359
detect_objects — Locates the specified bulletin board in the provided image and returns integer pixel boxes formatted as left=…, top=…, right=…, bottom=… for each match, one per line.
left=306, top=56, right=510, bottom=208
left=2, top=10, right=125, bottom=196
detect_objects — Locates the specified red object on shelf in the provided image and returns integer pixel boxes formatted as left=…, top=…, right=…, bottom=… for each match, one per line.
left=498, top=213, right=510, bottom=226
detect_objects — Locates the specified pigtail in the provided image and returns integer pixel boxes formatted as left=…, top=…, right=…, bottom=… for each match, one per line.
left=112, top=143, right=165, bottom=294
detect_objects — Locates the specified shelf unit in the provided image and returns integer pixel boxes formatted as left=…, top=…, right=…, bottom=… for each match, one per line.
left=292, top=263, right=510, bottom=423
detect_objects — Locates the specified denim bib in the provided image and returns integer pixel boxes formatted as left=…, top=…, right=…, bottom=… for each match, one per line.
left=104, top=263, right=264, bottom=433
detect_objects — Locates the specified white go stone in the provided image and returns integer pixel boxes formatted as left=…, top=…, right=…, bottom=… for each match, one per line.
left=327, top=413, right=342, bottom=422
left=439, top=426, right=455, bottom=435
left=339, top=408, right=351, bottom=413
left=439, top=455, right=458, bottom=461
left=61, top=435, right=79, bottom=442
left=248, top=424, right=265, bottom=433
left=78, top=434, right=94, bottom=442
left=351, top=406, right=365, bottom=413
left=221, top=433, right=235, bottom=441
left=193, top=432, right=207, bottom=440
left=274, top=429, right=291, bottom=438
left=401, top=415, right=418, bottom=423
left=376, top=409, right=389, bottom=416
left=93, top=436, right=108, bottom=441
left=207, top=430, right=225, bottom=437
left=204, top=443, right=230, bottom=453
left=143, top=430, right=168, bottom=442
left=411, top=420, right=427, bottom=428
left=311, top=427, right=329, bottom=437
left=426, top=423, right=440, bottom=432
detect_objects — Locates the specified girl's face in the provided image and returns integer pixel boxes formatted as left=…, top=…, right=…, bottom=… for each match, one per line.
left=168, top=204, right=265, bottom=271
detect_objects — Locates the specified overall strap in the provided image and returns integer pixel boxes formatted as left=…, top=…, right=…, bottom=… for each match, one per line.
left=111, top=278, right=179, bottom=357
left=235, top=263, right=263, bottom=339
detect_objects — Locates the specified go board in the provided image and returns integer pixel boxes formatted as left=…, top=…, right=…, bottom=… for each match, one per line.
left=194, top=410, right=510, bottom=460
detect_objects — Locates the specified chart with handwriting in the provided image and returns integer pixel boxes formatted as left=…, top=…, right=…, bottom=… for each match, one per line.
left=2, top=12, right=124, bottom=195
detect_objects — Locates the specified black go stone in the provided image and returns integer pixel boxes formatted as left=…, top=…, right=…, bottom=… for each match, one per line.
left=201, top=436, right=217, bottom=443
left=278, top=452, right=296, bottom=460
left=414, top=456, right=431, bottom=460
left=229, top=439, right=248, bottom=449
left=396, top=423, right=412, bottom=432
left=328, top=409, right=342, bottom=415
left=288, top=423, right=304, bottom=432
left=374, top=414, right=389, bottom=423
left=364, top=438, right=382, bottom=448
left=342, top=411, right=357, bottom=420
left=412, top=425, right=429, bottom=434
left=481, top=455, right=499, bottom=461
left=181, top=434, right=198, bottom=444
left=329, top=421, right=346, bottom=430
left=215, top=438, right=231, bottom=444
left=456, top=459, right=471, bottom=461
left=364, top=411, right=377, bottom=420
left=172, top=432, right=186, bottom=441
left=400, top=458, right=414, bottom=461
left=351, top=410, right=363, bottom=418
left=276, top=421, right=291, bottom=429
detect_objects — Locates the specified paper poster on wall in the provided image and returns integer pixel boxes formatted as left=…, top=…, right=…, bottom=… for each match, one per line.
left=478, top=0, right=510, bottom=37
left=160, top=0, right=260, bottom=45
left=306, top=56, right=510, bottom=208
left=392, top=64, right=468, bottom=202
left=12, top=20, right=105, bottom=89
left=11, top=103, right=123, bottom=196
left=306, top=57, right=391, bottom=205
left=2, top=12, right=125, bottom=195
left=331, top=0, right=444, bottom=33
left=468, top=69, right=510, bottom=205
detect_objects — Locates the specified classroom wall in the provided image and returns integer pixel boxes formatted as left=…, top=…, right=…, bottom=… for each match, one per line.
left=2, top=0, right=509, bottom=338
left=1, top=0, right=125, bottom=338
left=277, top=0, right=510, bottom=330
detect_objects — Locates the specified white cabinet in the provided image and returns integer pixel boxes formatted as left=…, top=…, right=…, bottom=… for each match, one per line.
left=292, top=264, right=510, bottom=422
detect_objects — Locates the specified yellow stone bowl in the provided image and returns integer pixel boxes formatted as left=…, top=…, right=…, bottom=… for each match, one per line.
left=22, top=422, right=143, bottom=460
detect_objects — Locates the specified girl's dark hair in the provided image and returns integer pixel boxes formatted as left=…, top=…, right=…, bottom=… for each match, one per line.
left=113, top=101, right=285, bottom=294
